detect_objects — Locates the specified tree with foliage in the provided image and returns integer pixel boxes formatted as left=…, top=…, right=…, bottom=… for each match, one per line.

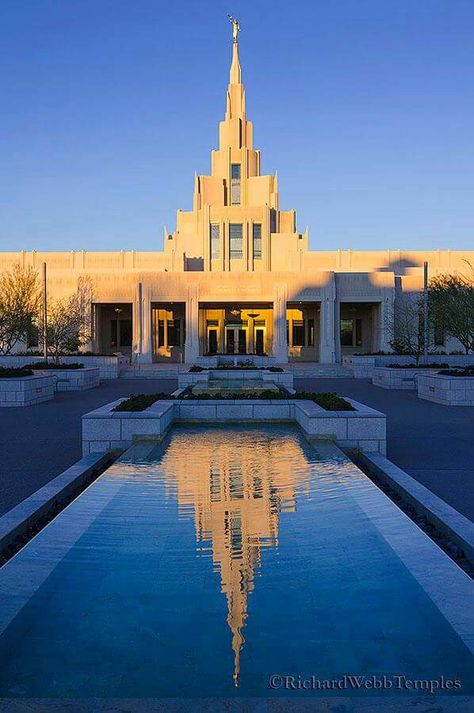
left=429, top=266, right=474, bottom=354
left=38, top=278, right=94, bottom=363
left=386, top=292, right=432, bottom=365
left=0, top=264, right=40, bottom=355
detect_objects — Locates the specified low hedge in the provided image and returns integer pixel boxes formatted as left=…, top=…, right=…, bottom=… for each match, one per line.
left=113, top=391, right=354, bottom=412
left=23, top=362, right=84, bottom=370
left=189, top=365, right=283, bottom=373
left=0, top=367, right=34, bottom=378
left=386, top=363, right=449, bottom=369
left=438, top=366, right=474, bottom=377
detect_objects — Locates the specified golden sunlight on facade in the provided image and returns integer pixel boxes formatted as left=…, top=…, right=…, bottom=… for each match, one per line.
left=1, top=23, right=472, bottom=364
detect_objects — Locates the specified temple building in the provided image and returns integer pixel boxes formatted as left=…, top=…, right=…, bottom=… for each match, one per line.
left=1, top=27, right=472, bottom=364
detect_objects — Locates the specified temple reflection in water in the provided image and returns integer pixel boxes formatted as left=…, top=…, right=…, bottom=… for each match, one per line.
left=160, top=427, right=312, bottom=686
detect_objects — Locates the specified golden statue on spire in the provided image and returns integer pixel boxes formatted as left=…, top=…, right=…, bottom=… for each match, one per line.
left=227, top=14, right=240, bottom=43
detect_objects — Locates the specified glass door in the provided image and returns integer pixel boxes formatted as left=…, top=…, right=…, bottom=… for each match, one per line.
left=225, top=325, right=247, bottom=354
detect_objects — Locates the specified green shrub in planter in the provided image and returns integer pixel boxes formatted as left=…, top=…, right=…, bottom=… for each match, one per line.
left=0, top=367, right=34, bottom=378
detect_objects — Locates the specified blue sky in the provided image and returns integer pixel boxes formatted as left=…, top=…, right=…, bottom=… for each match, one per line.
left=1, top=0, right=473, bottom=252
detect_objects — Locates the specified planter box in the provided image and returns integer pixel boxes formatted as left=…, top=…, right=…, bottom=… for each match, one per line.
left=0, top=374, right=55, bottom=407
left=344, top=354, right=474, bottom=379
left=417, top=374, right=474, bottom=406
left=82, top=397, right=386, bottom=456
left=372, top=366, right=442, bottom=391
left=178, top=368, right=294, bottom=390
left=35, top=367, right=100, bottom=391
left=0, top=355, right=128, bottom=380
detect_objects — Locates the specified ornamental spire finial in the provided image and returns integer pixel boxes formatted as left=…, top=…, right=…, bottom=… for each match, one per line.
left=227, top=14, right=240, bottom=43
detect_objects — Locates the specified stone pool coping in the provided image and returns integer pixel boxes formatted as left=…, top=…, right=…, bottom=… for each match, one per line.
left=358, top=451, right=474, bottom=567
left=0, top=452, right=117, bottom=559
left=82, top=396, right=386, bottom=456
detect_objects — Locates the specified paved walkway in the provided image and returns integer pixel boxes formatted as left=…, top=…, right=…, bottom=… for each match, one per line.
left=1, top=377, right=473, bottom=522
left=0, top=379, right=176, bottom=518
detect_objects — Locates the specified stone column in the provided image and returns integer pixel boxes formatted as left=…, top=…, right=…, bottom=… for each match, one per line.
left=132, top=283, right=142, bottom=362
left=184, top=286, right=200, bottom=364
left=272, top=284, right=288, bottom=363
left=319, top=278, right=337, bottom=363
left=379, top=291, right=395, bottom=353
left=140, top=285, right=153, bottom=363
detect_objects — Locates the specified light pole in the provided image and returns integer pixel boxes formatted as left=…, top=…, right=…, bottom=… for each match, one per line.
left=42, top=262, right=48, bottom=362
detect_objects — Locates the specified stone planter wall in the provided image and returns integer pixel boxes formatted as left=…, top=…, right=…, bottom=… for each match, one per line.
left=0, top=375, right=55, bottom=407
left=35, top=367, right=100, bottom=391
left=82, top=397, right=386, bottom=456
left=344, top=354, right=474, bottom=379
left=417, top=374, right=474, bottom=406
left=178, top=368, right=294, bottom=389
left=0, top=355, right=128, bottom=380
left=372, top=367, right=443, bottom=390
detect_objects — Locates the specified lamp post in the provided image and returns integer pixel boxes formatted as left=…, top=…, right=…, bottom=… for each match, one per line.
left=42, top=262, right=48, bottom=362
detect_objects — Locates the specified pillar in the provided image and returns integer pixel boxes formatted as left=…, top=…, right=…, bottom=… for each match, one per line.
left=185, top=286, right=200, bottom=364
left=319, top=283, right=337, bottom=363
left=140, top=285, right=153, bottom=363
left=132, top=283, right=142, bottom=362
left=272, top=285, right=288, bottom=363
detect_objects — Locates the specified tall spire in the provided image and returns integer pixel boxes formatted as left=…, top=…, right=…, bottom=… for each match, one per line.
left=229, top=40, right=242, bottom=84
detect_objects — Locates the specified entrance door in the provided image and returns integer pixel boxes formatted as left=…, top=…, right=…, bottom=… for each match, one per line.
left=208, top=328, right=218, bottom=354
left=238, top=329, right=246, bottom=354
left=225, top=325, right=247, bottom=354
left=255, top=328, right=265, bottom=355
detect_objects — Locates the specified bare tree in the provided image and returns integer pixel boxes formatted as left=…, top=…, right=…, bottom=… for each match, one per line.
left=386, top=292, right=432, bottom=365
left=429, top=266, right=474, bottom=354
left=38, top=278, right=94, bottom=363
left=0, top=264, right=40, bottom=355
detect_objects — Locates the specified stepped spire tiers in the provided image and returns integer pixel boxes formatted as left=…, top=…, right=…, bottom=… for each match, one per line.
left=165, top=17, right=301, bottom=274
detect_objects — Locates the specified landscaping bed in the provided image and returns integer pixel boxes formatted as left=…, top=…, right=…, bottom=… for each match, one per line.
left=372, top=366, right=448, bottom=391
left=417, top=372, right=474, bottom=406
left=0, top=372, right=55, bottom=407
left=0, top=367, right=34, bottom=378
left=113, top=391, right=354, bottom=412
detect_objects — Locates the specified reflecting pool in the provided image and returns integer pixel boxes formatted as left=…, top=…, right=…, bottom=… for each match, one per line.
left=0, top=425, right=472, bottom=698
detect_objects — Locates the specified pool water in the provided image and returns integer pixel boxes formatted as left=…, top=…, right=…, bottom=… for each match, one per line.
left=0, top=424, right=472, bottom=698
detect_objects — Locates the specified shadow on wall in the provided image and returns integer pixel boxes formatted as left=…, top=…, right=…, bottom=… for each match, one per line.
left=375, top=258, right=422, bottom=276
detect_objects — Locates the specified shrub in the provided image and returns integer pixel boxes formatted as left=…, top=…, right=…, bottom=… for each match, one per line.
left=23, top=362, right=84, bottom=370
left=438, top=366, right=474, bottom=377
left=0, top=366, right=34, bottom=378
left=113, top=391, right=354, bottom=412
left=386, top=363, right=449, bottom=369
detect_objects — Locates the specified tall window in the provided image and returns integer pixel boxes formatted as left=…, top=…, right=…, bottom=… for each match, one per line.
left=252, top=223, right=262, bottom=259
left=210, top=223, right=220, bottom=259
left=231, top=163, right=241, bottom=205
left=229, top=223, right=243, bottom=259
left=340, top=318, right=362, bottom=347
left=292, top=321, right=305, bottom=347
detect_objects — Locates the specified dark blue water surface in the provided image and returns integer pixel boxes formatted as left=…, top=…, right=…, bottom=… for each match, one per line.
left=0, top=425, right=472, bottom=698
